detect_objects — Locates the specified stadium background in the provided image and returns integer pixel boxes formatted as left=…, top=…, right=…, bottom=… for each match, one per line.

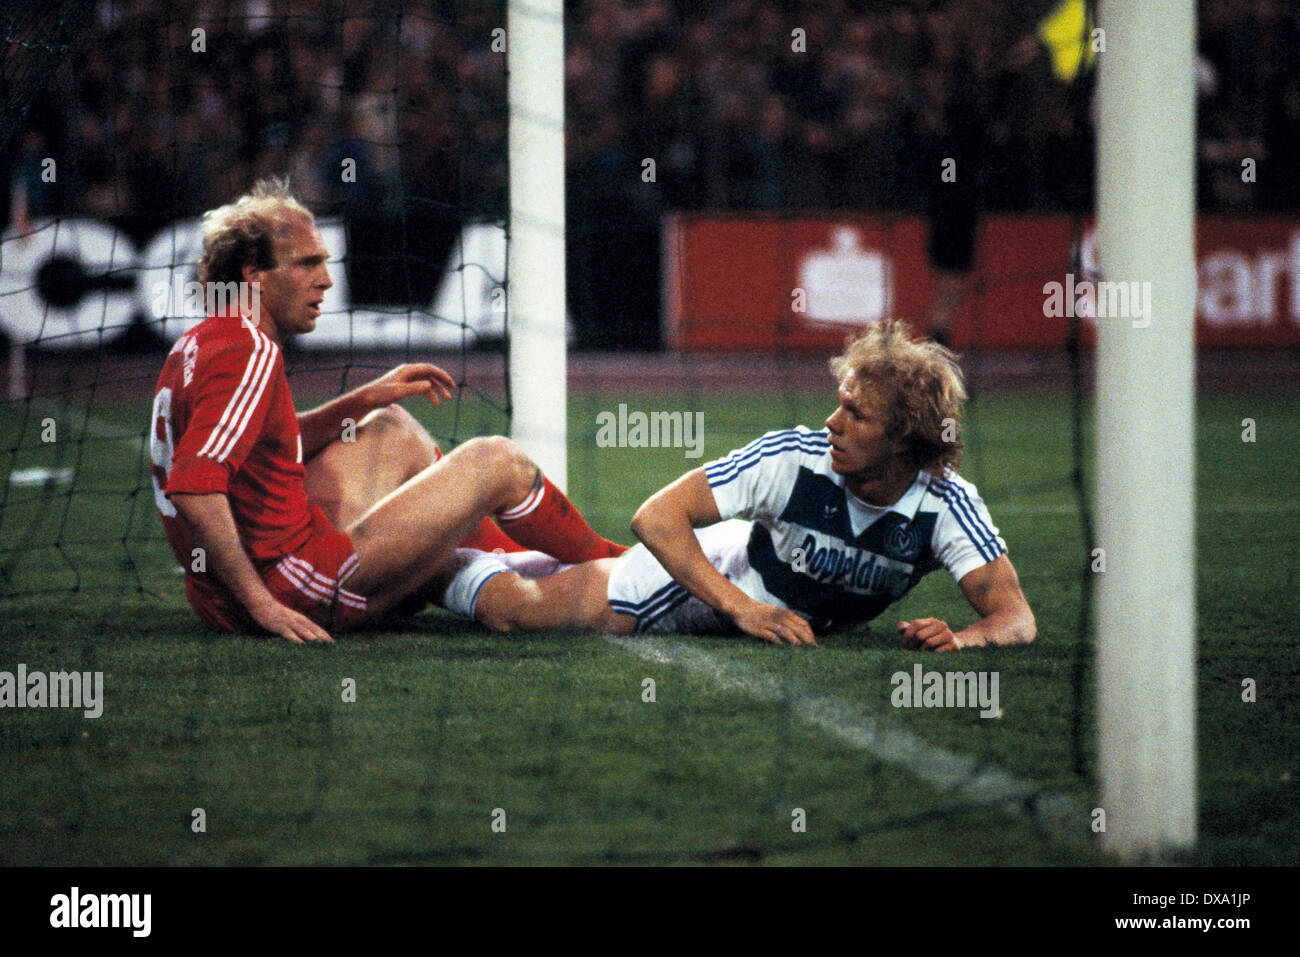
left=0, top=0, right=1296, bottom=867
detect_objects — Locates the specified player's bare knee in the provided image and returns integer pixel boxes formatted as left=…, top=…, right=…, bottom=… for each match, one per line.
left=375, top=403, right=427, bottom=441
left=500, top=438, right=539, bottom=504
left=477, top=607, right=517, bottom=633
left=370, top=404, right=438, bottom=471
left=474, top=572, right=525, bottom=632
left=459, top=435, right=536, bottom=506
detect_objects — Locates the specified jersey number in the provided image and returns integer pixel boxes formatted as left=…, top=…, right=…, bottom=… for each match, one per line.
left=151, top=387, right=177, bottom=517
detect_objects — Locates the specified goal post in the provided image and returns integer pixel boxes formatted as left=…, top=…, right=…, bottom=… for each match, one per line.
left=1095, top=0, right=1198, bottom=859
left=507, top=0, right=567, bottom=489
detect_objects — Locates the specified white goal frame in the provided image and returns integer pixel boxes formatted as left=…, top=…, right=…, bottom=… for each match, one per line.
left=507, top=0, right=567, bottom=489
left=1095, top=0, right=1198, bottom=859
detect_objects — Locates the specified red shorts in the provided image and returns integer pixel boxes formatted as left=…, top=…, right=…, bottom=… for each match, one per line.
left=186, top=506, right=369, bottom=634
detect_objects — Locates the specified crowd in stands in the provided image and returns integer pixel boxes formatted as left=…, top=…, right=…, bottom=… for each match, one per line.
left=9, top=0, right=1300, bottom=229
left=4, top=0, right=1297, bottom=344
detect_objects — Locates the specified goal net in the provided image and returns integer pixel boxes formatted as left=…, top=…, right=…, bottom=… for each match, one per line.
left=1, top=0, right=512, bottom=599
left=0, top=0, right=1196, bottom=868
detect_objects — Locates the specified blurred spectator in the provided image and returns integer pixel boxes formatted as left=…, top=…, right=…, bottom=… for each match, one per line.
left=6, top=0, right=1297, bottom=346
left=13, top=0, right=1297, bottom=225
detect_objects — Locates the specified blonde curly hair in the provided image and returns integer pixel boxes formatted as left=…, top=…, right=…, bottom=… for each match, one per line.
left=828, top=319, right=967, bottom=477
left=197, top=178, right=314, bottom=286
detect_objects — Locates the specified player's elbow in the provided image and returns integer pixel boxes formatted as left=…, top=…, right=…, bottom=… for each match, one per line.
left=631, top=489, right=685, bottom=542
left=629, top=505, right=654, bottom=544
left=630, top=503, right=678, bottom=550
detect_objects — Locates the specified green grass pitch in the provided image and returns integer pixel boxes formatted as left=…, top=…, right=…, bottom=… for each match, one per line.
left=0, top=385, right=1296, bottom=865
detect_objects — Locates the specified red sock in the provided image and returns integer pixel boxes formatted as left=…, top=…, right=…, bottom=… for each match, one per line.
left=459, top=517, right=528, bottom=553
left=496, top=475, right=627, bottom=563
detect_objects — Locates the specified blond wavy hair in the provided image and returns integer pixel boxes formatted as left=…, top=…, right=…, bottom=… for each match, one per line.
left=197, top=178, right=314, bottom=286
left=828, top=319, right=967, bottom=477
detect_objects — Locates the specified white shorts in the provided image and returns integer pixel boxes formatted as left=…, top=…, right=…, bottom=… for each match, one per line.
left=606, top=519, right=757, bottom=634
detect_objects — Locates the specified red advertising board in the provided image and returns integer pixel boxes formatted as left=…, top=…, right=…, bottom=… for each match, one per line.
left=662, top=213, right=1300, bottom=350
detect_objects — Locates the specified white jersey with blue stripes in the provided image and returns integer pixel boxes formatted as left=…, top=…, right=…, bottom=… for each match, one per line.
left=701, top=426, right=1006, bottom=633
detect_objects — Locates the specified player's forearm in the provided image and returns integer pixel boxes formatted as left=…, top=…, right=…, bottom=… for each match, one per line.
left=649, top=541, right=756, bottom=621
left=954, top=608, right=1037, bottom=648
left=631, top=470, right=756, bottom=617
left=171, top=493, right=279, bottom=617
left=631, top=511, right=752, bottom=620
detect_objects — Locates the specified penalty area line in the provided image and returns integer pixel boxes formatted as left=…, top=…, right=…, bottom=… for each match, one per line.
left=605, top=635, right=1089, bottom=848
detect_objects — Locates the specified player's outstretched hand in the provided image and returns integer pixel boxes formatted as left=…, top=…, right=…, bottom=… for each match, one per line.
left=897, top=617, right=960, bottom=652
left=367, top=363, right=456, bottom=407
left=733, top=598, right=817, bottom=647
left=250, top=598, right=334, bottom=645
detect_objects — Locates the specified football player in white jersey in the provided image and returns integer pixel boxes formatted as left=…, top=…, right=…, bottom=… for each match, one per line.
left=433, top=319, right=1036, bottom=651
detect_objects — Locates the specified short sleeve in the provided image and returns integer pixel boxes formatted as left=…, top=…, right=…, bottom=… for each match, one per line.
left=930, top=477, right=1008, bottom=583
left=703, top=428, right=830, bottom=523
left=166, top=329, right=281, bottom=497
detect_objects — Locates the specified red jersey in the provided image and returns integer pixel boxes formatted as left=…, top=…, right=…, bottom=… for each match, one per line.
left=151, top=313, right=315, bottom=607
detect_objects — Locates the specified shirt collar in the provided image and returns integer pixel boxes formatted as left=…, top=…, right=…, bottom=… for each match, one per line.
left=843, top=470, right=929, bottom=536
left=887, top=472, right=930, bottom=519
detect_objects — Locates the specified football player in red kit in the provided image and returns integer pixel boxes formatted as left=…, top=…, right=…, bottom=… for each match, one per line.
left=152, top=178, right=623, bottom=644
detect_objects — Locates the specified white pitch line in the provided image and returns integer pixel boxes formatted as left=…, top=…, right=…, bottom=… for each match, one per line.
left=606, top=635, right=1088, bottom=842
